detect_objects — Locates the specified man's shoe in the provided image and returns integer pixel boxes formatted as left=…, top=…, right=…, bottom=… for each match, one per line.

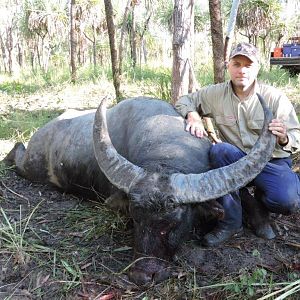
left=202, top=226, right=243, bottom=247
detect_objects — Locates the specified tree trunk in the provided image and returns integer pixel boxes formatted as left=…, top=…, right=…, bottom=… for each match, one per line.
left=93, top=25, right=97, bottom=74
left=70, top=0, right=77, bottom=83
left=5, top=26, right=13, bottom=75
left=16, top=41, right=23, bottom=67
left=36, top=39, right=42, bottom=70
left=171, top=0, right=194, bottom=104
left=208, top=0, right=224, bottom=83
left=140, top=14, right=151, bottom=65
left=130, top=8, right=137, bottom=68
left=0, top=34, right=7, bottom=73
left=118, top=0, right=132, bottom=73
left=188, top=1, right=195, bottom=93
left=104, top=0, right=122, bottom=101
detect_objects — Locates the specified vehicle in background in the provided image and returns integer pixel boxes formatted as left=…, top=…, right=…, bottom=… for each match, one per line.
left=270, top=36, right=300, bottom=75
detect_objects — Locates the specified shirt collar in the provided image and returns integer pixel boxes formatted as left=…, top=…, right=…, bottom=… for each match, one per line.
left=228, top=79, right=259, bottom=102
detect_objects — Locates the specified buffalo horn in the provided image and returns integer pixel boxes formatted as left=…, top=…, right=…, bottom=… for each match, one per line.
left=93, top=98, right=147, bottom=193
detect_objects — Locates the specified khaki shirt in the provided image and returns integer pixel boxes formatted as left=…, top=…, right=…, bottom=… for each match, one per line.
left=175, top=81, right=300, bottom=158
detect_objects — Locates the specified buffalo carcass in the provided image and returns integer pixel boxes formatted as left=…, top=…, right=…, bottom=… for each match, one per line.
left=4, top=95, right=275, bottom=285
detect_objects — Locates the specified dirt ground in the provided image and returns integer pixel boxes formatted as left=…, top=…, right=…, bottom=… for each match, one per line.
left=0, top=163, right=299, bottom=299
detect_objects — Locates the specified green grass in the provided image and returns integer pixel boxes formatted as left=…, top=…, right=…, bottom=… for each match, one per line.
left=259, top=66, right=300, bottom=87
left=0, top=80, right=41, bottom=95
left=0, top=202, right=51, bottom=265
left=0, top=109, right=62, bottom=141
left=0, top=65, right=111, bottom=95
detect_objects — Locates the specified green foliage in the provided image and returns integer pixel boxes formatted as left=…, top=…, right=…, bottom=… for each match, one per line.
left=194, top=4, right=210, bottom=33
left=0, top=80, right=40, bottom=95
left=0, top=63, right=112, bottom=94
left=153, top=1, right=210, bottom=34
left=0, top=202, right=48, bottom=265
left=197, top=63, right=215, bottom=87
left=153, top=0, right=173, bottom=32
left=259, top=66, right=299, bottom=87
left=0, top=161, right=13, bottom=177
left=236, top=0, right=282, bottom=38
left=60, top=258, right=82, bottom=290
left=227, top=268, right=269, bottom=297
left=0, top=109, right=62, bottom=141
left=123, top=65, right=172, bottom=101
left=146, top=73, right=172, bottom=101
left=64, top=203, right=128, bottom=242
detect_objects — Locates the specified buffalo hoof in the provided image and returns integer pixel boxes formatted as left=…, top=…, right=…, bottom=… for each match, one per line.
left=254, top=223, right=276, bottom=239
left=128, top=257, right=172, bottom=286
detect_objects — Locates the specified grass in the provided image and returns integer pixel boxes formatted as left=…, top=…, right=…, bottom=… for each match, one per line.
left=259, top=66, right=300, bottom=88
left=0, top=190, right=131, bottom=298
left=0, top=202, right=50, bottom=263
left=0, top=109, right=62, bottom=141
left=0, top=80, right=41, bottom=95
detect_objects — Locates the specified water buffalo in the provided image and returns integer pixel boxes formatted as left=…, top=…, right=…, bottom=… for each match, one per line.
left=4, top=95, right=275, bottom=285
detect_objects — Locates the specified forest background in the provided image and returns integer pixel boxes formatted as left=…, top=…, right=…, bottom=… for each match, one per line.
left=0, top=0, right=299, bottom=98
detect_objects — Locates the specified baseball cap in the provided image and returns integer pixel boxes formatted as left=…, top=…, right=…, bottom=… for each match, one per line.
left=229, top=42, right=260, bottom=64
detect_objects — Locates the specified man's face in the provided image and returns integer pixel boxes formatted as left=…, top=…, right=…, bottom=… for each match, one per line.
left=227, top=55, right=259, bottom=90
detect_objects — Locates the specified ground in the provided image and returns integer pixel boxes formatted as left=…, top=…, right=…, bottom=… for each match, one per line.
left=0, top=82, right=299, bottom=299
left=0, top=160, right=299, bottom=299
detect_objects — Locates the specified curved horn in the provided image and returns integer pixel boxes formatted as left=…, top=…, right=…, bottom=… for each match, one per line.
left=93, top=98, right=146, bottom=193
left=169, top=93, right=276, bottom=204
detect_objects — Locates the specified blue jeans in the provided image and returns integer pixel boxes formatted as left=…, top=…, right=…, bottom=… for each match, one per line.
left=209, top=143, right=300, bottom=229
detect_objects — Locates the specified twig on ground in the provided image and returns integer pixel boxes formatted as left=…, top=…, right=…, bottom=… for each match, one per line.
left=275, top=219, right=300, bottom=230
left=1, top=180, right=30, bottom=206
left=284, top=242, right=300, bottom=249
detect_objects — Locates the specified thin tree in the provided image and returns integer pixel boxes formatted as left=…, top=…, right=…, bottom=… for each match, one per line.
left=0, top=33, right=7, bottom=72
left=130, top=6, right=137, bottom=67
left=208, top=0, right=224, bottom=83
left=70, top=0, right=77, bottom=83
left=104, top=0, right=122, bottom=101
left=118, top=0, right=132, bottom=73
left=171, top=0, right=194, bottom=104
left=5, top=26, right=13, bottom=75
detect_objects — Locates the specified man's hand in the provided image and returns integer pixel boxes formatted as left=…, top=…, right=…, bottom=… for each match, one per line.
left=186, top=112, right=208, bottom=138
left=269, top=118, right=288, bottom=146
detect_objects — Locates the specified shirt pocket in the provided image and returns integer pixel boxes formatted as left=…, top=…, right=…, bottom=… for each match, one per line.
left=247, top=119, right=264, bottom=134
left=215, top=115, right=236, bottom=127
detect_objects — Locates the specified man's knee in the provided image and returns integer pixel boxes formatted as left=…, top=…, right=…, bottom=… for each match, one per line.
left=209, top=143, right=233, bottom=163
left=278, top=194, right=300, bottom=214
left=262, top=192, right=300, bottom=215
left=209, top=143, right=245, bottom=168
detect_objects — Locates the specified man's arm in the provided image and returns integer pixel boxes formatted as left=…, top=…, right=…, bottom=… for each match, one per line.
left=270, top=94, right=300, bottom=153
left=175, top=91, right=210, bottom=139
